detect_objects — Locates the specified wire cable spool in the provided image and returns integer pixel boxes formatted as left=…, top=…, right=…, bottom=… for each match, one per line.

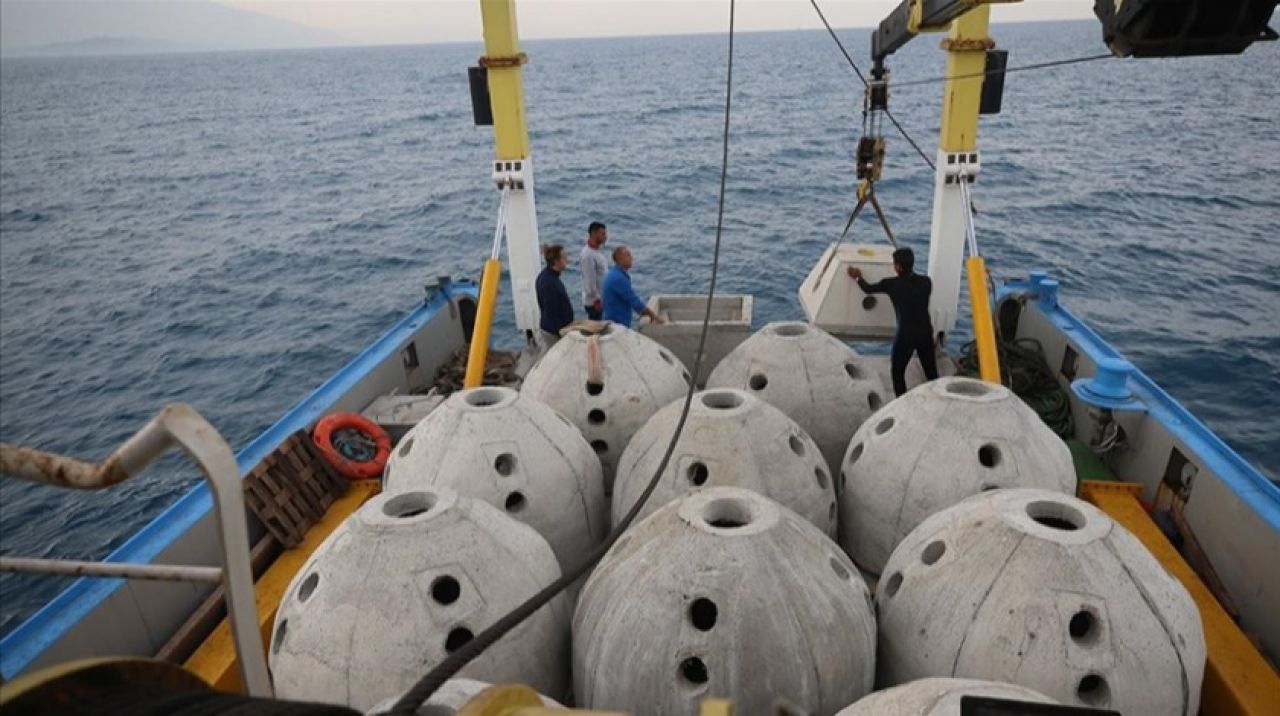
left=0, top=658, right=358, bottom=716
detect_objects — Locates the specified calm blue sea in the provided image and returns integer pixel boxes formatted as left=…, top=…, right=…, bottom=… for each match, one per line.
left=1, top=21, right=1277, bottom=634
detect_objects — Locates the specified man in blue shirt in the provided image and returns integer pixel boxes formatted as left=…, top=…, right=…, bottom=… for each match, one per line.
left=535, top=244, right=574, bottom=345
left=602, top=246, right=664, bottom=328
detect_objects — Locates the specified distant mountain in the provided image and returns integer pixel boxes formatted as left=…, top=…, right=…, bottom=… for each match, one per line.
left=6, top=36, right=192, bottom=58
left=0, top=0, right=343, bottom=57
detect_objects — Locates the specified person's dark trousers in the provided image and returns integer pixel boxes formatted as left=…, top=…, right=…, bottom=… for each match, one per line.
left=890, top=332, right=939, bottom=397
left=585, top=305, right=602, bottom=320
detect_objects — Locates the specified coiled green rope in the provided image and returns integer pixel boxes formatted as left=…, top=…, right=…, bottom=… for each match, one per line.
left=957, top=336, right=1075, bottom=439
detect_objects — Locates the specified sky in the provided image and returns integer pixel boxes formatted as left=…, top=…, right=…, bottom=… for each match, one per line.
left=1, top=0, right=1097, bottom=54
left=226, top=0, right=1096, bottom=45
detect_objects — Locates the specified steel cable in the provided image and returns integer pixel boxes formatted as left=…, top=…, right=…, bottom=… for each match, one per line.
left=808, top=0, right=936, bottom=171
left=891, top=52, right=1115, bottom=88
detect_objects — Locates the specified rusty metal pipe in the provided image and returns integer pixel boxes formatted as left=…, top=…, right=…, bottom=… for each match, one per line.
left=0, top=557, right=223, bottom=583
left=0, top=419, right=168, bottom=489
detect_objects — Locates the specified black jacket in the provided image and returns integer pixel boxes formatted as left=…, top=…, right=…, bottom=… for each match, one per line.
left=857, top=272, right=934, bottom=340
left=536, top=266, right=574, bottom=334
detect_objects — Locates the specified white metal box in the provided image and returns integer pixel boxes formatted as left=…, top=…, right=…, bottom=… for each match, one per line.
left=798, top=243, right=898, bottom=340
left=361, top=393, right=445, bottom=443
left=638, top=294, right=753, bottom=387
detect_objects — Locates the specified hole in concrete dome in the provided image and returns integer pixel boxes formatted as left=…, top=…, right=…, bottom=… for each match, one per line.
left=815, top=467, right=829, bottom=490
left=431, top=575, right=460, bottom=605
left=845, top=362, right=862, bottom=380
left=272, top=619, right=288, bottom=654
left=945, top=380, right=990, bottom=397
left=701, top=391, right=743, bottom=410
left=660, top=350, right=676, bottom=365
left=687, top=462, right=709, bottom=486
left=849, top=443, right=864, bottom=464
left=384, top=492, right=436, bottom=519
left=465, top=388, right=506, bottom=407
left=789, top=434, right=805, bottom=456
left=1069, top=609, right=1099, bottom=645
left=875, top=417, right=895, bottom=435
left=1075, top=674, right=1110, bottom=707
left=586, top=381, right=604, bottom=396
left=702, top=497, right=753, bottom=530
left=980, top=483, right=1000, bottom=492
left=921, top=540, right=946, bottom=565
left=830, top=556, right=850, bottom=580
left=680, top=656, right=709, bottom=685
left=883, top=572, right=903, bottom=598
left=591, top=439, right=609, bottom=455
left=828, top=501, right=837, bottom=524
left=839, top=471, right=847, bottom=493
left=749, top=373, right=768, bottom=391
left=398, top=437, right=414, bottom=458
left=682, top=371, right=692, bottom=384
left=504, top=491, right=527, bottom=513
left=689, top=598, right=718, bottom=631
left=588, top=408, right=606, bottom=425
left=867, top=392, right=883, bottom=411
left=978, top=444, right=1001, bottom=468
left=494, top=453, right=517, bottom=476
left=773, top=324, right=807, bottom=337
left=1027, top=500, right=1086, bottom=532
left=298, top=573, right=319, bottom=603
left=576, top=324, right=612, bottom=337
left=445, top=627, right=474, bottom=653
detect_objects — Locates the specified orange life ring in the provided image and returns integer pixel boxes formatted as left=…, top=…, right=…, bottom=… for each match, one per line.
left=312, top=412, right=391, bottom=481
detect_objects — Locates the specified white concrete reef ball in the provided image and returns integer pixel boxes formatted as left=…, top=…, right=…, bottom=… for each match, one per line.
left=839, top=376, right=1076, bottom=575
left=876, top=489, right=1205, bottom=716
left=384, top=385, right=606, bottom=574
left=522, top=323, right=689, bottom=493
left=835, top=678, right=1057, bottom=715
left=706, top=321, right=886, bottom=475
left=270, top=488, right=570, bottom=711
left=575, top=487, right=876, bottom=716
left=612, top=388, right=836, bottom=535
left=367, top=678, right=564, bottom=715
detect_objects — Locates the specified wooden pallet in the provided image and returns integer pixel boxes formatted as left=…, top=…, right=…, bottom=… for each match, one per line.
left=242, top=430, right=348, bottom=548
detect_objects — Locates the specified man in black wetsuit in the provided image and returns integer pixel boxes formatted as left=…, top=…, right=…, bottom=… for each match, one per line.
left=848, top=247, right=939, bottom=397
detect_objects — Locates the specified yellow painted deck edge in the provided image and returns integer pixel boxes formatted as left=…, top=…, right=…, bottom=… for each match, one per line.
left=184, top=479, right=381, bottom=693
left=1079, top=480, right=1280, bottom=715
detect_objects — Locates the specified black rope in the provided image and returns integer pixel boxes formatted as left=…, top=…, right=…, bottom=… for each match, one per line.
left=808, top=0, right=867, bottom=85
left=884, top=109, right=935, bottom=171
left=807, top=0, right=935, bottom=171
left=385, top=0, right=738, bottom=711
left=892, top=52, right=1115, bottom=88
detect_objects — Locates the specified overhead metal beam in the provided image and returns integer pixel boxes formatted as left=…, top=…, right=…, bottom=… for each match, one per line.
left=872, top=0, right=1019, bottom=63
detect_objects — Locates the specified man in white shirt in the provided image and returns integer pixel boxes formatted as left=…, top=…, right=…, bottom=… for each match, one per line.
left=579, top=221, right=609, bottom=320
